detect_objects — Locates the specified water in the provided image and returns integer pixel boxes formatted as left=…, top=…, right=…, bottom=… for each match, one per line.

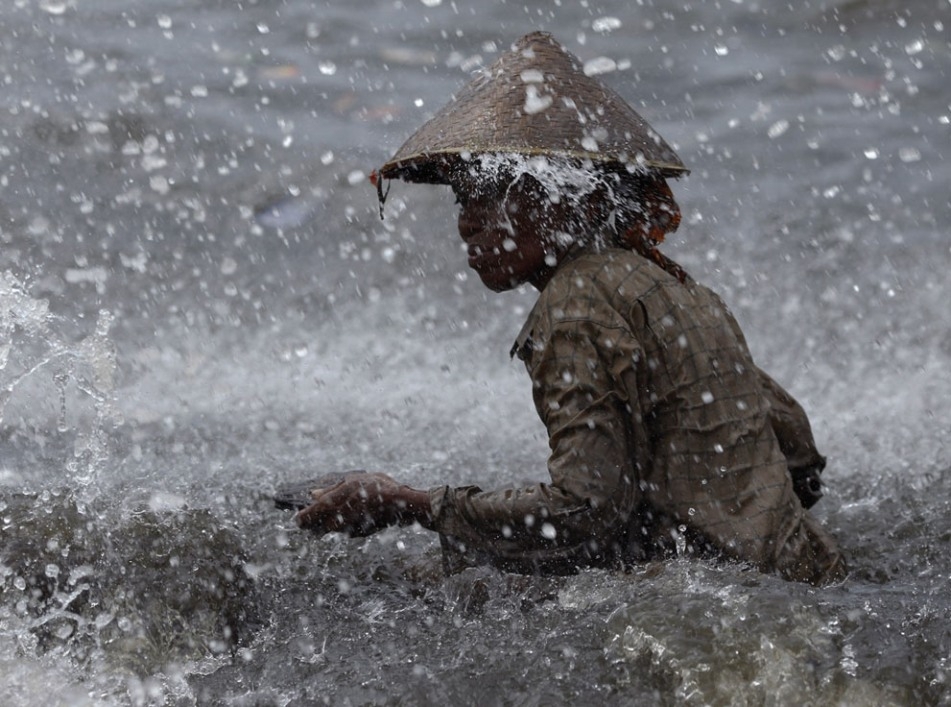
left=1, top=0, right=949, bottom=704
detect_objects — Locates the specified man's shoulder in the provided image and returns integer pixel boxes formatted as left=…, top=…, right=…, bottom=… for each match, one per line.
left=525, top=249, right=656, bottom=334
left=544, top=248, right=663, bottom=304
left=542, top=248, right=735, bottom=330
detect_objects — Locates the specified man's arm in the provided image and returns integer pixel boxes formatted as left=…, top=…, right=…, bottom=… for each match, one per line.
left=756, top=369, right=827, bottom=508
left=710, top=285, right=828, bottom=508
left=295, top=308, right=645, bottom=572
left=428, top=312, right=646, bottom=572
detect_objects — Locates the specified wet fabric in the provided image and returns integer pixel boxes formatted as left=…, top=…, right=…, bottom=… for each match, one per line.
left=429, top=248, right=846, bottom=585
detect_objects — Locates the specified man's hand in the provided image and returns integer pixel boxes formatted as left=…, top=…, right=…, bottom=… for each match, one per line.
left=294, top=472, right=433, bottom=537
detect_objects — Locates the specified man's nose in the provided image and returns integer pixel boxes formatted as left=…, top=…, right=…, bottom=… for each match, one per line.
left=457, top=203, right=493, bottom=240
left=457, top=214, right=480, bottom=242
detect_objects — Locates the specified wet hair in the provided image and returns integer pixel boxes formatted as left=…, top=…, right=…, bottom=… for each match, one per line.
left=447, top=154, right=691, bottom=284
left=605, top=173, right=689, bottom=284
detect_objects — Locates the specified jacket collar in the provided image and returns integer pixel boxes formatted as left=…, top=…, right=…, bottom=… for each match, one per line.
left=510, top=299, right=542, bottom=361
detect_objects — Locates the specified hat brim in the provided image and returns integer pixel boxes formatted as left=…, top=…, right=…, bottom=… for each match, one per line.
left=379, top=32, right=690, bottom=187
left=381, top=147, right=689, bottom=186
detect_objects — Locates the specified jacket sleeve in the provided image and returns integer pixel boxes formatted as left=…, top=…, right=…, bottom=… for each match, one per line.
left=755, top=368, right=827, bottom=508
left=428, top=311, right=646, bottom=574
left=708, top=286, right=828, bottom=507
left=755, top=369, right=826, bottom=474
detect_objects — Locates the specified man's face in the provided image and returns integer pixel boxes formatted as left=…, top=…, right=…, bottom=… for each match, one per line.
left=453, top=175, right=558, bottom=292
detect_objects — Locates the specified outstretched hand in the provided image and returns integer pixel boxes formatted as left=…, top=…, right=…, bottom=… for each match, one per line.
left=295, top=472, right=433, bottom=537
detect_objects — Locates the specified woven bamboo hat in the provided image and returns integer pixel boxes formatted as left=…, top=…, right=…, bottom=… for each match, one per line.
left=377, top=31, right=688, bottom=186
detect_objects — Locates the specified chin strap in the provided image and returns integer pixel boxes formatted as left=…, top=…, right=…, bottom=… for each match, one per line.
left=368, top=169, right=390, bottom=220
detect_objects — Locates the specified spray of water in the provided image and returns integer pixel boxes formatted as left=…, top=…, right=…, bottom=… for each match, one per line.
left=452, top=152, right=652, bottom=250
left=0, top=271, right=118, bottom=490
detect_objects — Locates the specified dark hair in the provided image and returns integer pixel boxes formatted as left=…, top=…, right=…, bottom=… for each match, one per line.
left=605, top=173, right=689, bottom=284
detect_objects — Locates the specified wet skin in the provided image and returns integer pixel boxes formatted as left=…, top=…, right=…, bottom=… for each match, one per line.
left=454, top=178, right=562, bottom=292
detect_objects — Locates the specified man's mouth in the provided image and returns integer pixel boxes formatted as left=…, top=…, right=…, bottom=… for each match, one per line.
left=466, top=243, right=502, bottom=269
left=467, top=245, right=485, bottom=268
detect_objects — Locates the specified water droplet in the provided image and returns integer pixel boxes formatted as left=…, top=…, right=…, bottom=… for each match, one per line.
left=220, top=257, right=237, bottom=275
left=714, top=44, right=729, bottom=56
left=39, top=0, right=67, bottom=15
left=592, top=17, right=622, bottom=33
left=767, top=119, right=789, bottom=138
left=318, top=61, right=337, bottom=76
left=905, top=39, right=924, bottom=55
left=523, top=85, right=553, bottom=114
left=149, top=175, right=170, bottom=194
left=864, top=147, right=879, bottom=159
left=899, top=147, right=921, bottom=163
left=583, top=56, right=617, bottom=76
left=157, top=14, right=172, bottom=29
left=94, top=611, right=114, bottom=630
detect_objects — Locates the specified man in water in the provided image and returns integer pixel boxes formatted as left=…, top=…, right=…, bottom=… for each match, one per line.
left=277, top=32, right=846, bottom=585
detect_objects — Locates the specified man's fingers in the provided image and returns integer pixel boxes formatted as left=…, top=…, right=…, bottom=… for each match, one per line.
left=295, top=485, right=362, bottom=532
left=294, top=501, right=324, bottom=528
left=295, top=488, right=340, bottom=527
left=291, top=474, right=394, bottom=535
left=309, top=478, right=346, bottom=501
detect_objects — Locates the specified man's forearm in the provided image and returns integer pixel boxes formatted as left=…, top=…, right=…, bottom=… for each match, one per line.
left=392, top=485, right=434, bottom=530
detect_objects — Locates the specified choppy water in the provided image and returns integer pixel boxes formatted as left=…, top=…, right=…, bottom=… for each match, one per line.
left=1, top=0, right=949, bottom=705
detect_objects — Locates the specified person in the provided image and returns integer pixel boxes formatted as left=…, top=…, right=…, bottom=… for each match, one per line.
left=276, top=32, right=847, bottom=585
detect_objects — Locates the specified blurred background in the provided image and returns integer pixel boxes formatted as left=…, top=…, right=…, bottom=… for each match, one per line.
left=1, top=0, right=949, bottom=704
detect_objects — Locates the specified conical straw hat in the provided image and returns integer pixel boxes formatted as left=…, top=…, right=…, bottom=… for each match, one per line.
left=378, top=31, right=688, bottom=185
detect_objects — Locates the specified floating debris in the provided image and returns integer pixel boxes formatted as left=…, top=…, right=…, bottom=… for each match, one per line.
left=378, top=46, right=438, bottom=66
left=257, top=64, right=302, bottom=82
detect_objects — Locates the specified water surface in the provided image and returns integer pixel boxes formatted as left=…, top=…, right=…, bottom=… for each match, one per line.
left=1, top=0, right=949, bottom=704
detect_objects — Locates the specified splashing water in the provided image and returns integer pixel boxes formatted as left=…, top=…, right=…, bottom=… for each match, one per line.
left=452, top=152, right=657, bottom=249
left=1, top=0, right=949, bottom=703
left=0, top=272, right=118, bottom=491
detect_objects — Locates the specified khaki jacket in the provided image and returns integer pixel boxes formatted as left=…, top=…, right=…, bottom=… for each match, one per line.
left=430, top=248, right=846, bottom=584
